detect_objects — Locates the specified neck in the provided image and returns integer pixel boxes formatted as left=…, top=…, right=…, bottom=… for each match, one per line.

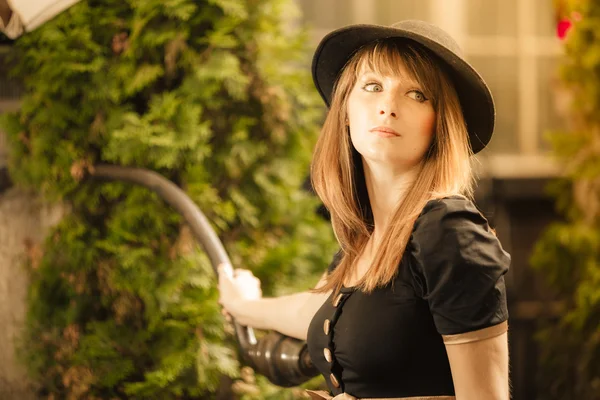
left=362, top=159, right=421, bottom=234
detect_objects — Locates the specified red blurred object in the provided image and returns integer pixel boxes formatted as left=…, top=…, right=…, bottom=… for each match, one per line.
left=557, top=18, right=573, bottom=40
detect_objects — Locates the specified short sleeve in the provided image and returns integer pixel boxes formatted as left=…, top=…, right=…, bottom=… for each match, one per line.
left=408, top=197, right=510, bottom=339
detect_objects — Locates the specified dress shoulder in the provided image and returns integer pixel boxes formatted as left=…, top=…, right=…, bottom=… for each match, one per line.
left=407, top=196, right=511, bottom=335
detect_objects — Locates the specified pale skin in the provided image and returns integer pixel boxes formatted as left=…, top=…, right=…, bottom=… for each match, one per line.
left=345, top=64, right=436, bottom=277
left=218, top=59, right=509, bottom=399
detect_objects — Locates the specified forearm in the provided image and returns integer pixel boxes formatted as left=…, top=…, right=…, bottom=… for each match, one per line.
left=230, top=290, right=330, bottom=341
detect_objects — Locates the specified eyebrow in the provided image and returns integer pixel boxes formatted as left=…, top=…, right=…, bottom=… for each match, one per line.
left=358, top=70, right=420, bottom=87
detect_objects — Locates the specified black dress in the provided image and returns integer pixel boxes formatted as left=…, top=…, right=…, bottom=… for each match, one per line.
left=306, top=196, right=510, bottom=398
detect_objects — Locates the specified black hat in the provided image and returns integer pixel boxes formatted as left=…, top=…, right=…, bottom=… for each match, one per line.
left=311, top=20, right=495, bottom=154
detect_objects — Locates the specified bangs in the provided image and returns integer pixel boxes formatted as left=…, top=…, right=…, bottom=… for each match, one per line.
left=352, top=39, right=442, bottom=104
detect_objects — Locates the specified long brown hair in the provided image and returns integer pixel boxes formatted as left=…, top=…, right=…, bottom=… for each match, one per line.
left=311, top=38, right=474, bottom=295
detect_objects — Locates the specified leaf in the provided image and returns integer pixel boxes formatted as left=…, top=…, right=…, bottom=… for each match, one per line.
left=125, top=64, right=165, bottom=95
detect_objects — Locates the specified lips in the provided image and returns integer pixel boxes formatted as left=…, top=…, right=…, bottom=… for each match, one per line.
left=369, top=126, right=400, bottom=137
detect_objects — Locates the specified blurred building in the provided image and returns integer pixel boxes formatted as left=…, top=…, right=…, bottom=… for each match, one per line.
left=295, top=1, right=565, bottom=399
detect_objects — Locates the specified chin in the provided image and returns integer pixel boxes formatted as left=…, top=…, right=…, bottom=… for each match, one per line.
left=366, top=154, right=412, bottom=168
left=361, top=148, right=422, bottom=167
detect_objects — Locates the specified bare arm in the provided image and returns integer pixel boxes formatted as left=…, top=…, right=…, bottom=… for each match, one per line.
left=230, top=283, right=330, bottom=340
left=218, top=266, right=331, bottom=341
left=444, top=324, right=510, bottom=400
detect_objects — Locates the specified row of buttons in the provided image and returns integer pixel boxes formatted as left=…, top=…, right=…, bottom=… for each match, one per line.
left=323, top=290, right=353, bottom=389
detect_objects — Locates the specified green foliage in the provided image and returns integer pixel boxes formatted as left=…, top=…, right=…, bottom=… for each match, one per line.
left=530, top=1, right=600, bottom=398
left=0, top=0, right=336, bottom=398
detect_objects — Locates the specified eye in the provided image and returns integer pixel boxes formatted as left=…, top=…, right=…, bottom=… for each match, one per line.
left=362, top=82, right=383, bottom=92
left=407, top=90, right=428, bottom=103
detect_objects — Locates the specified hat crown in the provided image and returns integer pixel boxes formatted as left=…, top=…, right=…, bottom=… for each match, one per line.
left=391, top=20, right=463, bottom=57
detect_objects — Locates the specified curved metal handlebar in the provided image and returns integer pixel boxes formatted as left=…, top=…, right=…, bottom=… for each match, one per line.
left=89, top=164, right=319, bottom=387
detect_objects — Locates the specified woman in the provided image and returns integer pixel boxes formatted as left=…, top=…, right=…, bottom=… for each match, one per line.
left=219, top=20, right=510, bottom=400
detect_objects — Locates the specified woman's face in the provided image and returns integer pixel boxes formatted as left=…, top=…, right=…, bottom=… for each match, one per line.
left=346, top=59, right=436, bottom=172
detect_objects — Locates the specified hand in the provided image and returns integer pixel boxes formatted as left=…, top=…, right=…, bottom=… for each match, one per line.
left=218, top=263, right=262, bottom=324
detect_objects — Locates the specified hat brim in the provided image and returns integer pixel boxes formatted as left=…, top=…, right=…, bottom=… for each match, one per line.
left=311, top=24, right=495, bottom=154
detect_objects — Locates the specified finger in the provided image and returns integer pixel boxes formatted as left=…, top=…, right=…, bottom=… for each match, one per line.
left=233, top=269, right=254, bottom=278
left=218, top=263, right=233, bottom=278
left=235, top=273, right=260, bottom=284
left=235, top=275, right=258, bottom=285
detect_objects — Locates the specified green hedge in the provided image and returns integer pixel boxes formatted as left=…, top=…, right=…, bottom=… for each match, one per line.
left=531, top=1, right=600, bottom=398
left=0, top=0, right=336, bottom=398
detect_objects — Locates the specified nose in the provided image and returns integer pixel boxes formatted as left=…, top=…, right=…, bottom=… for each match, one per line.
left=378, top=92, right=399, bottom=118
left=379, top=109, right=397, bottom=118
